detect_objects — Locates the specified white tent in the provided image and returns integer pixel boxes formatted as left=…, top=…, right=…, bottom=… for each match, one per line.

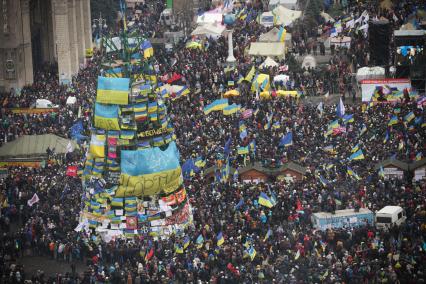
left=269, top=0, right=298, bottom=10
left=36, top=99, right=58, bottom=108
left=191, top=23, right=226, bottom=38
left=259, top=27, right=293, bottom=47
left=356, top=67, right=386, bottom=82
left=249, top=42, right=286, bottom=58
left=301, top=55, right=317, bottom=69
left=259, top=57, right=279, bottom=68
left=196, top=12, right=223, bottom=25
left=273, top=5, right=302, bottom=26
left=259, top=11, right=275, bottom=27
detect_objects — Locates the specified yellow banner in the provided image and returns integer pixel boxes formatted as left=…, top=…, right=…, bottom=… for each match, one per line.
left=10, top=108, right=58, bottom=114
left=96, top=90, right=129, bottom=105
left=0, top=161, right=42, bottom=167
left=137, top=127, right=169, bottom=138
left=94, top=116, right=120, bottom=130
left=116, top=167, right=182, bottom=197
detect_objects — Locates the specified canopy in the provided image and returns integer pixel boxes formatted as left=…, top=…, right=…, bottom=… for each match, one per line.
left=249, top=42, right=286, bottom=58
left=191, top=23, right=226, bottom=38
left=223, top=89, right=240, bottom=98
left=301, top=55, right=317, bottom=69
left=269, top=0, right=298, bottom=10
left=0, top=134, right=77, bottom=159
left=273, top=5, right=302, bottom=26
left=356, top=66, right=386, bottom=82
left=259, top=57, right=279, bottom=68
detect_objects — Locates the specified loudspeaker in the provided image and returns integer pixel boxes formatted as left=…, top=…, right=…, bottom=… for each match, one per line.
left=369, top=20, right=391, bottom=66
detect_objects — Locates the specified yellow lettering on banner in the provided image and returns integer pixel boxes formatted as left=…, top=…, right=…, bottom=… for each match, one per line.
left=94, top=117, right=120, bottom=130
left=115, top=167, right=182, bottom=197
left=11, top=108, right=58, bottom=114
left=136, top=127, right=168, bottom=138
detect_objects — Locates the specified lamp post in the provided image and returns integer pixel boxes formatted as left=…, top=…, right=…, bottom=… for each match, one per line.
left=92, top=13, right=108, bottom=51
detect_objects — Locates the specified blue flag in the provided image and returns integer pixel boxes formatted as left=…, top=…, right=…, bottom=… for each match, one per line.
left=279, top=132, right=293, bottom=147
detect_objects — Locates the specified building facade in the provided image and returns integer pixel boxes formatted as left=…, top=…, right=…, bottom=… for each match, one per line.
left=0, top=0, right=92, bottom=91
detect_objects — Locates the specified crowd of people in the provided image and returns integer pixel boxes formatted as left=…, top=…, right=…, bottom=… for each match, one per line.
left=1, top=0, right=426, bottom=283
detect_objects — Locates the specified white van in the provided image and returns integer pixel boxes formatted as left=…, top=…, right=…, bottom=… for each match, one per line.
left=375, top=206, right=406, bottom=230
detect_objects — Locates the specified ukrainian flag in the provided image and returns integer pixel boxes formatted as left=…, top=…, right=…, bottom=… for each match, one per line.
left=94, top=103, right=120, bottom=130
left=351, top=143, right=360, bottom=153
left=237, top=146, right=249, bottom=155
left=120, top=130, right=135, bottom=139
left=278, top=26, right=287, bottom=42
left=97, top=76, right=130, bottom=105
left=194, top=157, right=206, bottom=168
left=347, top=167, right=361, bottom=180
left=149, top=112, right=158, bottom=121
left=148, top=102, right=158, bottom=113
left=223, top=104, right=241, bottom=115
left=141, top=40, right=154, bottom=59
left=329, top=119, right=340, bottom=129
left=404, top=111, right=415, bottom=123
left=343, top=114, right=354, bottom=123
left=245, top=66, right=256, bottom=82
left=105, top=67, right=123, bottom=78
left=217, top=232, right=224, bottom=246
left=183, top=236, right=191, bottom=249
left=175, top=244, right=184, bottom=254
left=111, top=197, right=123, bottom=207
left=415, top=152, right=422, bottom=161
left=349, top=149, right=365, bottom=161
left=203, top=99, right=229, bottom=115
left=89, top=134, right=106, bottom=158
left=388, top=115, right=398, bottom=126
left=258, top=192, right=274, bottom=208
left=248, top=246, right=256, bottom=261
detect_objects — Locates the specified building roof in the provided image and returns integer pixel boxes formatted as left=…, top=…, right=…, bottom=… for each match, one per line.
left=409, top=158, right=426, bottom=170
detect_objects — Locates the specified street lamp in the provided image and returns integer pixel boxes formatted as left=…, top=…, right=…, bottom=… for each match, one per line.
left=224, top=13, right=236, bottom=65
left=92, top=13, right=108, bottom=49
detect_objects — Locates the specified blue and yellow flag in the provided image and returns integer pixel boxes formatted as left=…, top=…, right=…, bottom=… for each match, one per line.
left=217, top=232, right=224, bottom=246
left=89, top=134, right=106, bottom=158
left=404, top=111, right=415, bottom=123
left=97, top=76, right=130, bottom=105
left=258, top=192, right=274, bottom=208
left=94, top=103, right=120, bottom=130
left=141, top=40, right=154, bottom=59
left=347, top=166, right=361, bottom=180
left=278, top=26, right=287, bottom=42
left=223, top=104, right=241, bottom=115
left=237, top=146, right=249, bottom=155
left=388, top=115, right=398, bottom=126
left=204, top=99, right=229, bottom=115
left=349, top=149, right=365, bottom=161
left=116, top=142, right=182, bottom=197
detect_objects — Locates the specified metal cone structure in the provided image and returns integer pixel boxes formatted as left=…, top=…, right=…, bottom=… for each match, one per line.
left=78, top=12, right=192, bottom=239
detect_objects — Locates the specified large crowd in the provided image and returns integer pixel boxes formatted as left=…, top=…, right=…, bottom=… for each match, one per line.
left=1, top=0, right=426, bottom=283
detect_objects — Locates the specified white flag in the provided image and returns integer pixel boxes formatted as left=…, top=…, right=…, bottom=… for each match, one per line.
left=66, top=141, right=74, bottom=153
left=317, top=102, right=324, bottom=115
left=27, top=193, right=40, bottom=207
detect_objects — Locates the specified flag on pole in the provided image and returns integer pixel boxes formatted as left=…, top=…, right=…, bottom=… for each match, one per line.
left=27, top=193, right=40, bottom=207
left=279, top=132, right=293, bottom=147
left=336, top=98, right=345, bottom=117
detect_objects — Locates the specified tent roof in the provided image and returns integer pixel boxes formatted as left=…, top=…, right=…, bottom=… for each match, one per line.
left=196, top=12, right=223, bottom=24
left=191, top=23, right=225, bottom=37
left=273, top=5, right=302, bottom=26
left=0, top=134, right=77, bottom=159
left=249, top=42, right=285, bottom=58
left=259, top=27, right=292, bottom=44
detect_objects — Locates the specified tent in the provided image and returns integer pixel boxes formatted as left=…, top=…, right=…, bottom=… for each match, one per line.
left=259, top=57, right=279, bottom=68
left=356, top=66, right=386, bottom=82
left=269, top=0, right=298, bottom=10
left=249, top=42, right=286, bottom=58
left=301, top=55, right=317, bottom=69
left=191, top=23, right=226, bottom=38
left=0, top=134, right=77, bottom=159
left=258, top=27, right=292, bottom=47
left=273, top=5, right=302, bottom=27
left=259, top=11, right=276, bottom=27
left=36, top=99, right=58, bottom=108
